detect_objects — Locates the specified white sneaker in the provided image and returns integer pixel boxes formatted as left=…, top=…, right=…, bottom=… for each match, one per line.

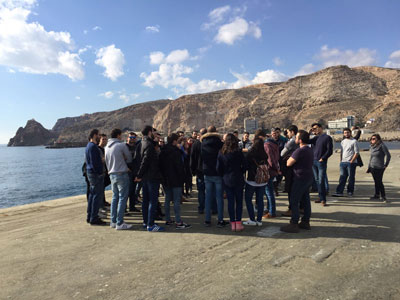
left=116, top=223, right=133, bottom=230
left=110, top=222, right=116, bottom=228
left=243, top=220, right=257, bottom=226
left=256, top=221, right=263, bottom=226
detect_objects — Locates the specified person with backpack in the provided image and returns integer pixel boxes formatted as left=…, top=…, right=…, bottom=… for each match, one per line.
left=242, top=138, right=269, bottom=226
left=216, top=134, right=246, bottom=232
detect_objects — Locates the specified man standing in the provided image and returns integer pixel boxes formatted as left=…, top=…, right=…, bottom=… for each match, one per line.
left=280, top=125, right=299, bottom=216
left=281, top=130, right=314, bottom=233
left=105, top=129, right=132, bottom=230
left=135, top=125, right=164, bottom=232
left=333, top=128, right=359, bottom=197
left=85, top=129, right=106, bottom=225
left=126, top=132, right=140, bottom=212
left=190, top=128, right=207, bottom=214
left=239, top=131, right=252, bottom=153
left=309, top=123, right=333, bottom=206
left=201, top=125, right=227, bottom=227
left=98, top=134, right=111, bottom=208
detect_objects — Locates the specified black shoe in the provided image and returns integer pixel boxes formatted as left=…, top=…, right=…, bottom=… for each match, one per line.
left=204, top=221, right=211, bottom=227
left=217, top=220, right=229, bottom=228
left=298, top=221, right=311, bottom=230
left=90, top=219, right=107, bottom=226
left=280, top=223, right=300, bottom=233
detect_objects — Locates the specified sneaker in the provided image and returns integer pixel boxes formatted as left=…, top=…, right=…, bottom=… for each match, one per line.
left=298, top=221, right=311, bottom=230
left=235, top=221, right=244, bottom=232
left=142, top=223, right=147, bottom=229
left=90, top=219, right=107, bottom=226
left=116, top=223, right=133, bottom=230
left=322, top=201, right=328, bottom=207
left=204, top=221, right=211, bottom=227
left=281, top=210, right=292, bottom=217
left=347, top=192, right=353, bottom=197
left=332, top=193, right=344, bottom=197
left=147, top=224, right=165, bottom=232
left=370, top=195, right=380, bottom=200
left=176, top=222, right=192, bottom=230
left=243, top=220, right=257, bottom=226
left=110, top=222, right=116, bottom=229
left=217, top=220, right=229, bottom=228
left=280, top=223, right=300, bottom=233
left=382, top=196, right=390, bottom=203
left=256, top=221, right=263, bottom=226
left=263, top=213, right=276, bottom=219
left=231, top=222, right=236, bottom=232
left=165, top=220, right=175, bottom=225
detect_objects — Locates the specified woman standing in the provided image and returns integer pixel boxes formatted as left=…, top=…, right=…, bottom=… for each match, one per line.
left=217, top=134, right=246, bottom=232
left=243, top=138, right=268, bottom=226
left=367, top=134, right=391, bottom=202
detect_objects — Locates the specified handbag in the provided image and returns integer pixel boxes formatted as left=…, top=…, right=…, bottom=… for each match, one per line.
left=254, top=159, right=270, bottom=184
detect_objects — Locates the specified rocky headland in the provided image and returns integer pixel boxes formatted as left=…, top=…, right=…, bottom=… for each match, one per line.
left=8, top=65, right=400, bottom=146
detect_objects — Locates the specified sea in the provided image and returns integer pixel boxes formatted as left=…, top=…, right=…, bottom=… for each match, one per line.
left=0, top=141, right=399, bottom=209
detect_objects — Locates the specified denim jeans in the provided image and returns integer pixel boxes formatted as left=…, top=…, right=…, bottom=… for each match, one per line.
left=196, top=175, right=206, bottom=213
left=164, top=186, right=182, bottom=223
left=128, top=172, right=138, bottom=210
left=290, top=177, right=313, bottom=224
left=370, top=168, right=386, bottom=197
left=204, top=175, right=224, bottom=222
left=264, top=177, right=276, bottom=216
left=225, top=184, right=244, bottom=222
left=336, top=162, right=357, bottom=194
left=110, top=172, right=130, bottom=226
left=313, top=160, right=328, bottom=202
left=244, top=183, right=265, bottom=222
left=142, top=180, right=160, bottom=226
left=87, top=172, right=104, bottom=223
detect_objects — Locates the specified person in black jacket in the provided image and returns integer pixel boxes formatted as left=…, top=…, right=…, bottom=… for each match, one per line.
left=201, top=125, right=227, bottom=227
left=243, top=138, right=269, bottom=227
left=217, top=134, right=246, bottom=232
left=126, top=132, right=140, bottom=213
left=159, top=133, right=191, bottom=229
left=135, top=125, right=164, bottom=232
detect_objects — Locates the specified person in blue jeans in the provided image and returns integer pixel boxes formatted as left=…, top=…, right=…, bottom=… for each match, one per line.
left=85, top=129, right=105, bottom=226
left=309, top=123, right=333, bottom=206
left=281, top=130, right=314, bottom=233
left=159, top=133, right=191, bottom=230
left=135, top=125, right=164, bottom=232
left=201, top=125, right=228, bottom=227
left=243, top=138, right=269, bottom=226
left=333, top=128, right=359, bottom=197
left=105, top=128, right=133, bottom=230
left=217, top=134, right=246, bottom=232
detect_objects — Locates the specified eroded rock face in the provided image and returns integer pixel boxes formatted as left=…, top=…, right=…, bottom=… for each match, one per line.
left=8, top=119, right=58, bottom=146
left=153, top=65, right=399, bottom=133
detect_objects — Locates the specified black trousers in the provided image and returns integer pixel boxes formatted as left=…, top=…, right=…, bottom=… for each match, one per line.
left=370, top=168, right=386, bottom=197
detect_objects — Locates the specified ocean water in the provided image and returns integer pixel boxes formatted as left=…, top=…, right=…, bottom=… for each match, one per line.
left=0, top=145, right=87, bottom=209
left=0, top=141, right=398, bottom=209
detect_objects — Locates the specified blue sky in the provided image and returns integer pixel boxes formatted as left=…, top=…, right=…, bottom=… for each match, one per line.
left=1, top=0, right=400, bottom=143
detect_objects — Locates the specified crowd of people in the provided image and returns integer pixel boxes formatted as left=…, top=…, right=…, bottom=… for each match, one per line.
left=84, top=123, right=391, bottom=233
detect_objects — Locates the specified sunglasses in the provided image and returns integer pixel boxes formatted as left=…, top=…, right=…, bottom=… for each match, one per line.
left=371, top=138, right=376, bottom=140
left=129, top=136, right=136, bottom=139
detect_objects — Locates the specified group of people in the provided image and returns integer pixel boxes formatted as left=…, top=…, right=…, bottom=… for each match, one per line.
left=84, top=123, right=391, bottom=233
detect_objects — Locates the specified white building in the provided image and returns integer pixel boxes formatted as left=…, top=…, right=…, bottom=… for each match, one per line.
left=328, top=116, right=355, bottom=129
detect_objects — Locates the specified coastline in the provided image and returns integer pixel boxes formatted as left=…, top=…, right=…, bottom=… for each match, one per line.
left=1, top=151, right=399, bottom=299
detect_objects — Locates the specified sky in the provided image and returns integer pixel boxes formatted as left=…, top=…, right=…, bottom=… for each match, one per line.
left=1, top=0, right=400, bottom=143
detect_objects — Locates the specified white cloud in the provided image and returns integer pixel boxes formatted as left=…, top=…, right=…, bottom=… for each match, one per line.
left=214, top=18, right=261, bottom=45
left=0, top=2, right=84, bottom=80
left=119, top=94, right=129, bottom=103
left=92, top=26, right=101, bottom=31
left=273, top=57, right=283, bottom=66
left=294, top=63, right=316, bottom=76
left=99, top=91, right=114, bottom=99
left=149, top=51, right=165, bottom=65
left=83, top=29, right=88, bottom=35
left=252, top=69, right=288, bottom=83
left=316, top=45, right=377, bottom=67
left=145, top=25, right=160, bottom=33
left=75, top=96, right=80, bottom=100
left=148, top=49, right=190, bottom=65
left=384, top=50, right=400, bottom=68
left=95, top=44, right=125, bottom=81
left=202, top=5, right=231, bottom=30
left=140, top=63, right=193, bottom=88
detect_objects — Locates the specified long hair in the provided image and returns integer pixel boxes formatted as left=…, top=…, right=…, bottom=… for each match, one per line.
left=221, top=133, right=239, bottom=154
left=371, top=134, right=382, bottom=145
left=249, top=138, right=268, bottom=161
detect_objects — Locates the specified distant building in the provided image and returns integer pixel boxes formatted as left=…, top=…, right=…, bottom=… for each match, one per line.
left=244, top=118, right=258, bottom=133
left=328, top=116, right=355, bottom=129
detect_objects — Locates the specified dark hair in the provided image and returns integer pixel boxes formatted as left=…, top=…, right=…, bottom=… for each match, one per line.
left=100, top=133, right=107, bottom=138
left=221, top=133, right=239, bottom=154
left=272, top=127, right=280, bottom=132
left=343, top=128, right=351, bottom=133
left=249, top=138, right=268, bottom=161
left=208, top=125, right=217, bottom=133
left=129, top=131, right=136, bottom=136
left=141, top=125, right=153, bottom=136
left=297, top=130, right=310, bottom=144
left=287, top=125, right=298, bottom=135
left=311, top=123, right=322, bottom=128
left=233, top=130, right=239, bottom=134
left=254, top=129, right=266, bottom=138
left=89, top=129, right=99, bottom=140
left=167, top=133, right=179, bottom=144
left=200, top=128, right=207, bottom=135
left=243, top=131, right=250, bottom=135
left=371, top=134, right=382, bottom=143
left=111, top=128, right=122, bottom=138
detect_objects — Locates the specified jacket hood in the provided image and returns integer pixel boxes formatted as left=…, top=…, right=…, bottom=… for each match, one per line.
left=107, top=138, right=122, bottom=148
left=200, top=132, right=221, bottom=142
left=266, top=138, right=279, bottom=145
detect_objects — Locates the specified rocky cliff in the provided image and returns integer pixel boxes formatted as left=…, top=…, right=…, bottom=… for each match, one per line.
left=9, top=65, right=400, bottom=146
left=8, top=119, right=58, bottom=146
